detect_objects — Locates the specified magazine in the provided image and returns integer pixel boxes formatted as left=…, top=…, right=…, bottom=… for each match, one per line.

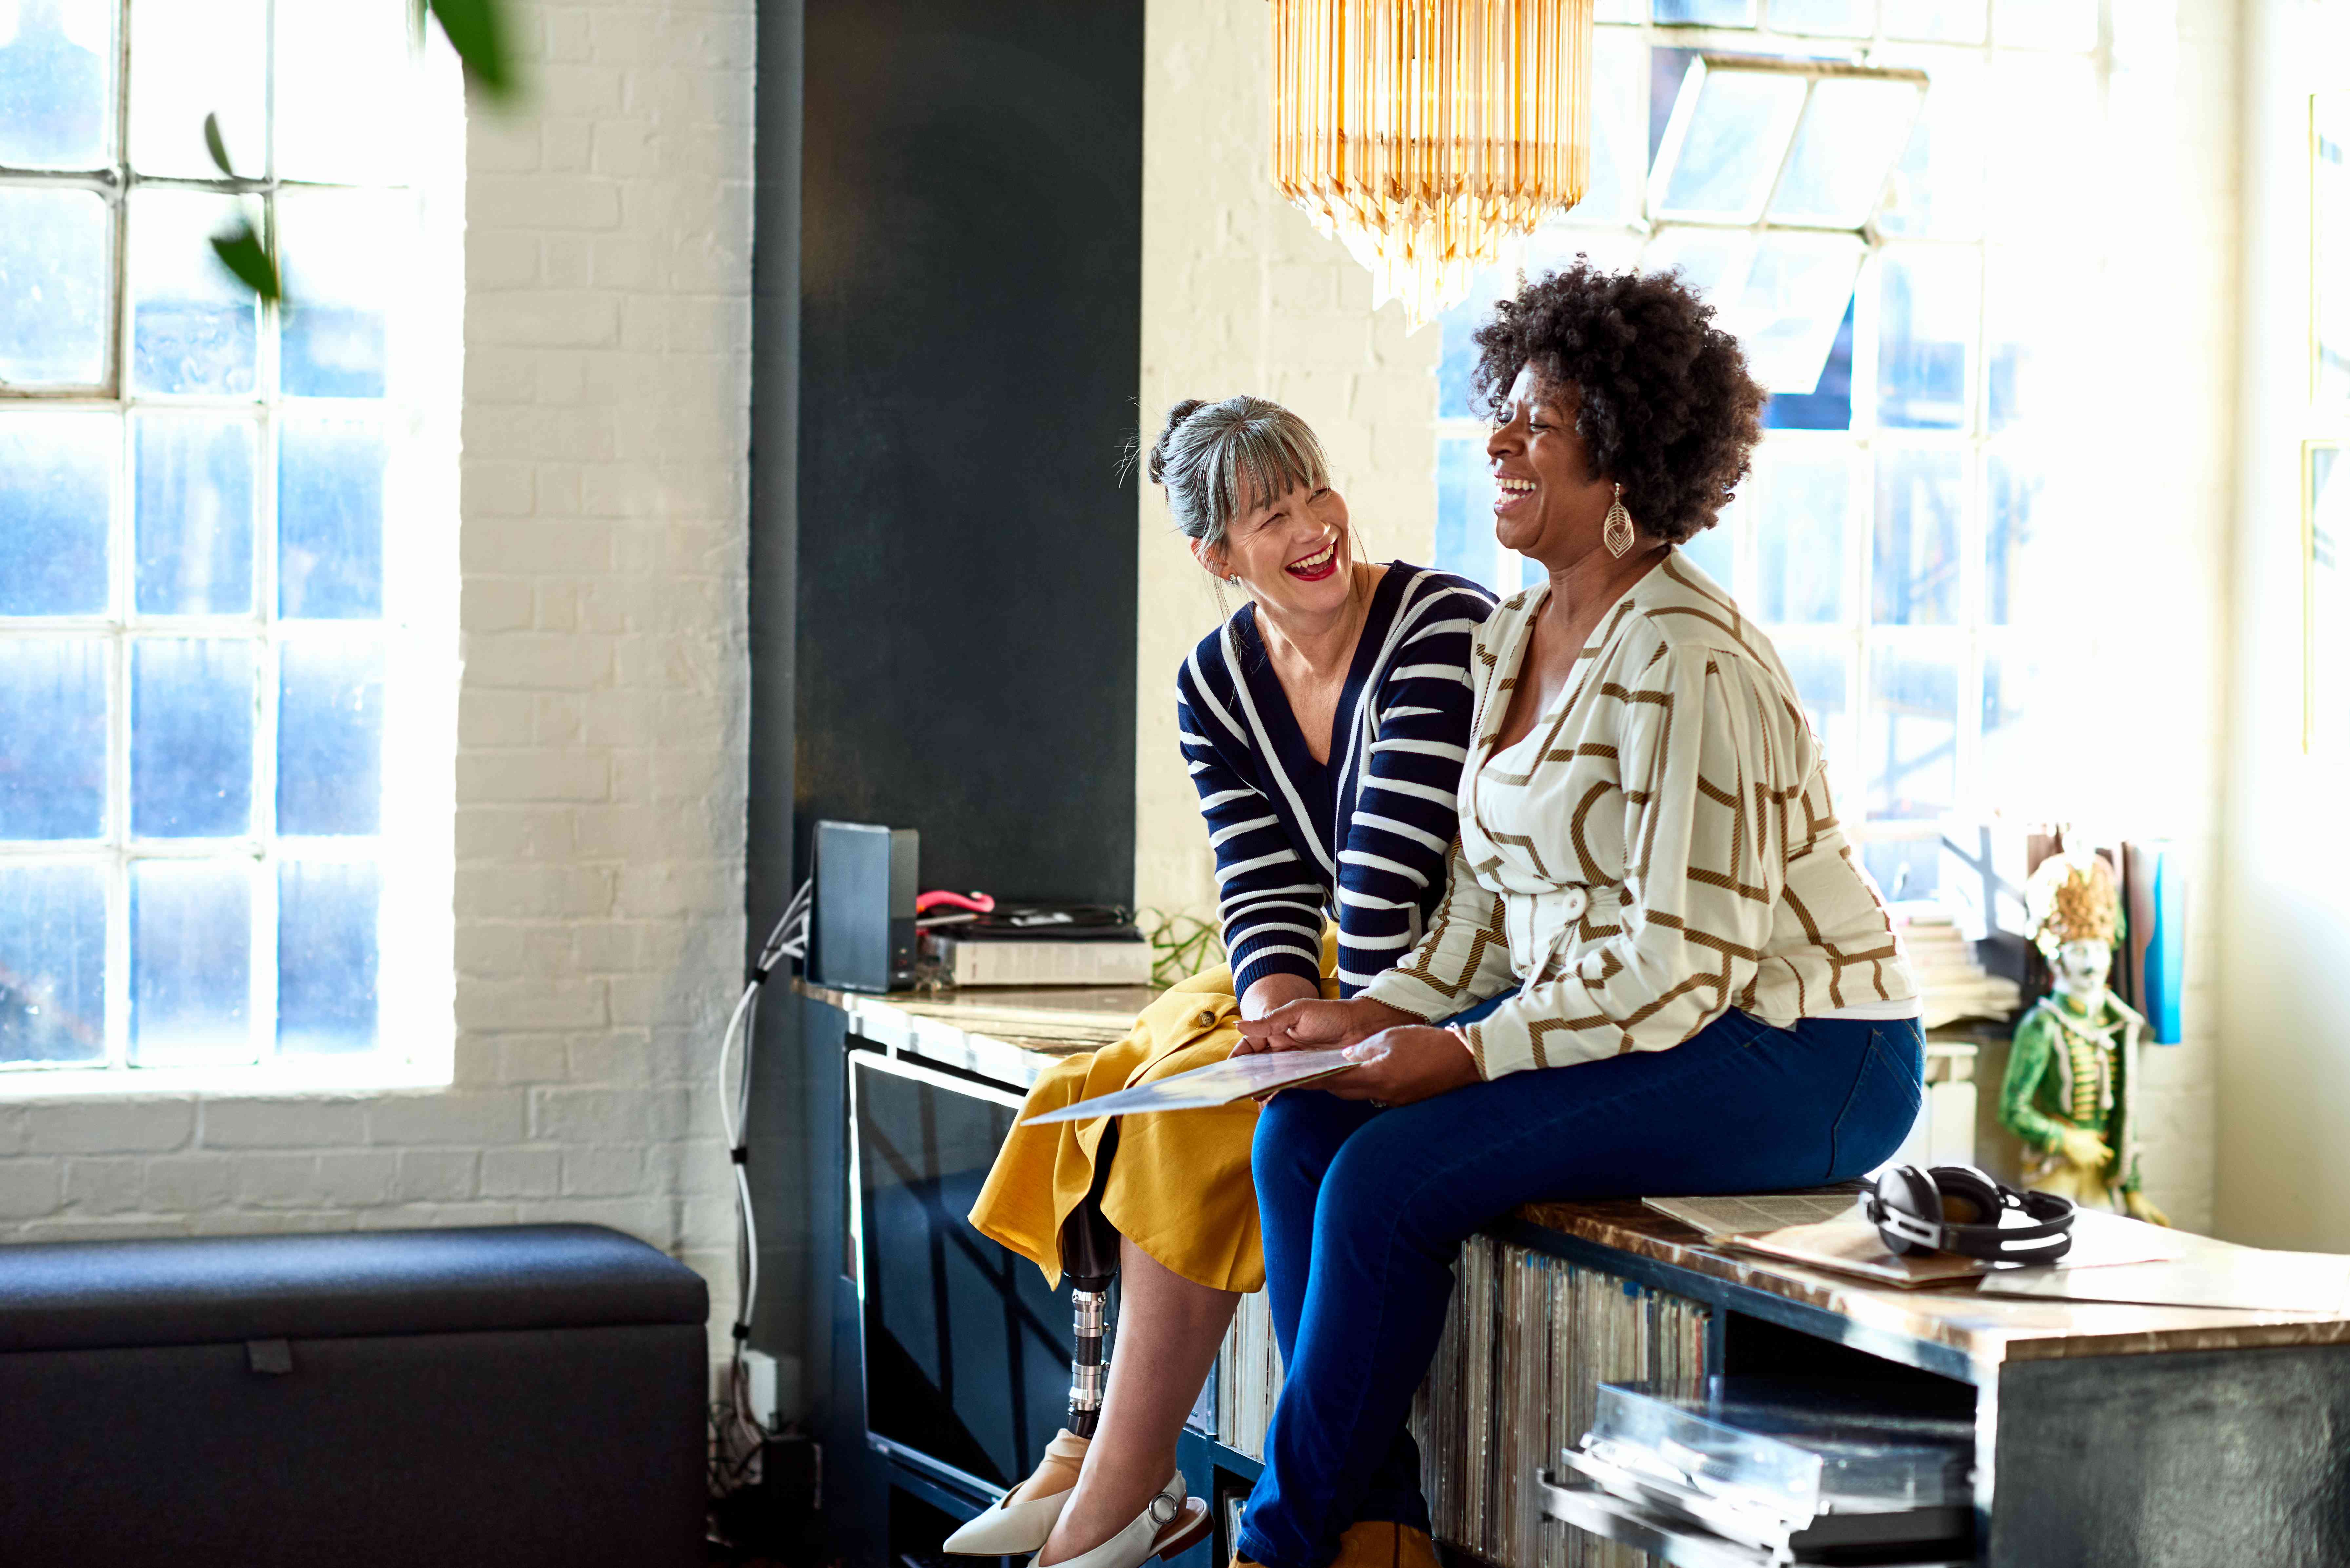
left=1019, top=1047, right=1363, bottom=1125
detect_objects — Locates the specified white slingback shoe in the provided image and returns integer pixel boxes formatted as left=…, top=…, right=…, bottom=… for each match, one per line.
left=942, top=1429, right=1090, bottom=1555
left=1020, top=1470, right=1211, bottom=1568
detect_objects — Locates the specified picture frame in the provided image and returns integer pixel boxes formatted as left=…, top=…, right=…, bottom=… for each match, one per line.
left=2316, top=92, right=2349, bottom=411
left=2309, top=440, right=2346, bottom=752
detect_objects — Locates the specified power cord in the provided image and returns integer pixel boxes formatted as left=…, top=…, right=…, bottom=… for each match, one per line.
left=710, top=872, right=813, bottom=1498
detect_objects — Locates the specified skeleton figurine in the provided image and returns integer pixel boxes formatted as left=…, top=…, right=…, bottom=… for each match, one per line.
left=1998, top=852, right=2170, bottom=1225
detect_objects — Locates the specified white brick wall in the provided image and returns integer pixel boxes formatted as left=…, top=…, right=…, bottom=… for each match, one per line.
left=1134, top=0, right=1443, bottom=922
left=0, top=0, right=757, bottom=1353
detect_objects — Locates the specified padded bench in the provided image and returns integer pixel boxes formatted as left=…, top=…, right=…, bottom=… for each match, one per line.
left=0, top=1224, right=708, bottom=1568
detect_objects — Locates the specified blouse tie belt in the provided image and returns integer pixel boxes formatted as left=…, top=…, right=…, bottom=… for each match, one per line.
left=1509, top=883, right=1624, bottom=1000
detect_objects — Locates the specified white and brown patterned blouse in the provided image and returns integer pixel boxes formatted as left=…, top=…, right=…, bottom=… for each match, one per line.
left=1358, top=551, right=1916, bottom=1080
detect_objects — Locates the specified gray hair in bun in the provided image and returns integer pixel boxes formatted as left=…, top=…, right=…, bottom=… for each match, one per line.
left=1145, top=396, right=1330, bottom=553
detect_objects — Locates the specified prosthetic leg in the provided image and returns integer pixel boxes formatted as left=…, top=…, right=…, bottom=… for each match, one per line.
left=943, top=1127, right=1121, bottom=1556
left=946, top=1122, right=1208, bottom=1563
left=1059, top=1122, right=1121, bottom=1438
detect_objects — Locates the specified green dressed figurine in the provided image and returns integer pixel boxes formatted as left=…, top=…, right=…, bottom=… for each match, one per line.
left=1998, top=852, right=2170, bottom=1226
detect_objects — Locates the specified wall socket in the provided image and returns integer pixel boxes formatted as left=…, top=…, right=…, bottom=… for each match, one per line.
left=743, top=1349, right=781, bottom=1430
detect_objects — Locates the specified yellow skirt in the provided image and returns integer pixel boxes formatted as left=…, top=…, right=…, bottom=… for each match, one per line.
left=968, top=933, right=1339, bottom=1295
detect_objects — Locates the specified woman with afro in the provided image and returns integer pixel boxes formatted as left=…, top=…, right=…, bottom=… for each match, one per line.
left=1228, top=262, right=1927, bottom=1568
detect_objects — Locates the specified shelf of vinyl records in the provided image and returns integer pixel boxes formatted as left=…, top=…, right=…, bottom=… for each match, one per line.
left=1200, top=1235, right=1710, bottom=1568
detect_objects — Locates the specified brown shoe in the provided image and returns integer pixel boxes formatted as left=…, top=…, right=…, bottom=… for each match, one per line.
left=1332, top=1522, right=1438, bottom=1568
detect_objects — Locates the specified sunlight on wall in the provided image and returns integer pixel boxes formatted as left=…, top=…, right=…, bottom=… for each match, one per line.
left=1133, top=0, right=1442, bottom=929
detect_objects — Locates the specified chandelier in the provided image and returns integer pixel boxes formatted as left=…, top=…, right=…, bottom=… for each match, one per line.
left=1270, top=0, right=1594, bottom=330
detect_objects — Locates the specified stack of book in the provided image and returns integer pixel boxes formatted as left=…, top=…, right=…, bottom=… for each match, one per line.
left=1891, top=905, right=2021, bottom=1027
left=1209, top=1238, right=1711, bottom=1568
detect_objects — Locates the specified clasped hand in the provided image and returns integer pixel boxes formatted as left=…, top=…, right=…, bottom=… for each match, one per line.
left=1233, top=997, right=1483, bottom=1106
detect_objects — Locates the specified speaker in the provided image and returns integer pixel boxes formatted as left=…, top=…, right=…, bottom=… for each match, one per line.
left=814, top=821, right=919, bottom=993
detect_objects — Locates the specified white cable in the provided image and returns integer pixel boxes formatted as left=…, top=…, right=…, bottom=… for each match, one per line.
left=712, top=874, right=812, bottom=1482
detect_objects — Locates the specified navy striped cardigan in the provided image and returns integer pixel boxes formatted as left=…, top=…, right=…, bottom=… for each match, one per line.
left=1175, top=564, right=1495, bottom=997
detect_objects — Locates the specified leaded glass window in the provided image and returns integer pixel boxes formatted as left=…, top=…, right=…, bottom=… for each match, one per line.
left=0, top=0, right=448, bottom=1077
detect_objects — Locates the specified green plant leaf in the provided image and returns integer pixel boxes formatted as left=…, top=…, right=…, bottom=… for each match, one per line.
left=210, top=222, right=280, bottom=302
left=428, top=0, right=519, bottom=103
left=202, top=112, right=238, bottom=179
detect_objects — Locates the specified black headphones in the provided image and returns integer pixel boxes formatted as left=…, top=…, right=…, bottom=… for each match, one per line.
left=1865, top=1164, right=2076, bottom=1262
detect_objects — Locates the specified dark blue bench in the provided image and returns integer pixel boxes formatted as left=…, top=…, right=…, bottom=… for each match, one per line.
left=0, top=1224, right=708, bottom=1567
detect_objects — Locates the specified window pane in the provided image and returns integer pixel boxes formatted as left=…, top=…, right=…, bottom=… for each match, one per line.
left=1773, top=0, right=1875, bottom=35
left=0, top=862, right=106, bottom=1064
left=278, top=861, right=379, bottom=1054
left=275, top=0, right=412, bottom=183
left=1726, top=231, right=1865, bottom=397
left=1569, top=29, right=1648, bottom=231
left=1994, top=0, right=2098, bottom=51
left=1434, top=433, right=1497, bottom=592
left=1985, top=53, right=2100, bottom=241
left=1679, top=518, right=1735, bottom=589
left=279, top=418, right=388, bottom=618
left=1643, top=226, right=1745, bottom=300
left=130, top=859, right=252, bottom=1065
left=134, top=414, right=258, bottom=616
left=1654, top=0, right=1754, bottom=21
left=0, top=412, right=113, bottom=616
left=1863, top=837, right=1940, bottom=901
left=0, top=638, right=107, bottom=838
left=1753, top=447, right=1849, bottom=625
left=130, top=190, right=262, bottom=398
left=0, top=0, right=113, bottom=169
left=1655, top=67, right=1807, bottom=225
left=1875, top=48, right=1986, bottom=240
left=1865, top=653, right=1958, bottom=821
left=1437, top=269, right=1514, bottom=421
left=1769, top=78, right=1925, bottom=230
left=1980, top=647, right=2045, bottom=808
left=1779, top=644, right=1850, bottom=750
left=128, top=0, right=265, bottom=179
left=1986, top=450, right=2056, bottom=627
left=1876, top=246, right=1979, bottom=430
left=1762, top=299, right=1855, bottom=431
left=1873, top=449, right=1964, bottom=626
left=1985, top=248, right=2095, bottom=434
left=131, top=639, right=255, bottom=838
left=0, top=186, right=109, bottom=389
left=278, top=640, right=384, bottom=836
left=280, top=190, right=406, bottom=399
left=1650, top=229, right=1865, bottom=402
left=1881, top=0, right=1986, bottom=42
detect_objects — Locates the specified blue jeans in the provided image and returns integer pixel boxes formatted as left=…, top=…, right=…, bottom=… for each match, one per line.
left=1235, top=1005, right=1925, bottom=1568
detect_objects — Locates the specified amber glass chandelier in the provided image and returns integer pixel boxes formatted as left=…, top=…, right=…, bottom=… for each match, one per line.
left=1270, top=0, right=1594, bottom=330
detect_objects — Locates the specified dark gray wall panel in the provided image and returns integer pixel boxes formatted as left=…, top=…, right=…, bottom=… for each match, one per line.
left=747, top=0, right=810, bottom=1400
left=794, top=0, right=1143, bottom=905
left=750, top=0, right=1146, bottom=1419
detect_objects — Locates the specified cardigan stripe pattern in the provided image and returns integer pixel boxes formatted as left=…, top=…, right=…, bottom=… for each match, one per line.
left=1359, top=552, right=1916, bottom=1078
left=1176, top=564, right=1495, bottom=998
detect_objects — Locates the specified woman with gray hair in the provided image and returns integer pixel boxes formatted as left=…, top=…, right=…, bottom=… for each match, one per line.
left=951, top=397, right=1494, bottom=1568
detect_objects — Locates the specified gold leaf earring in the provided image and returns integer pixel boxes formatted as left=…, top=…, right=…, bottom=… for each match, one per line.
left=1603, top=482, right=1635, bottom=559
